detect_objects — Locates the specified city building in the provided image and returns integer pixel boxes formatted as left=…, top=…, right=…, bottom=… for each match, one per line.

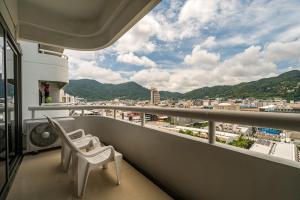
left=172, top=125, right=239, bottom=143
left=214, top=102, right=240, bottom=111
left=150, top=87, right=160, bottom=105
left=60, top=92, right=75, bottom=104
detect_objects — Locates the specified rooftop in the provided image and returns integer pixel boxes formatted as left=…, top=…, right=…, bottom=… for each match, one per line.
left=271, top=142, right=297, bottom=161
left=250, top=140, right=298, bottom=161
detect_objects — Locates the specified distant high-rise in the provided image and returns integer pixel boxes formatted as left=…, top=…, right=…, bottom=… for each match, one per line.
left=150, top=87, right=160, bottom=105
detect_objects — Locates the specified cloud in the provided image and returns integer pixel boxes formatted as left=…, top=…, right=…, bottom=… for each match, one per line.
left=117, top=53, right=156, bottom=68
left=113, top=15, right=158, bottom=53
left=68, top=56, right=124, bottom=84
left=217, top=46, right=277, bottom=83
left=179, top=0, right=219, bottom=24
left=264, top=39, right=300, bottom=62
left=184, top=44, right=220, bottom=69
left=130, top=68, right=170, bottom=89
left=67, top=0, right=300, bottom=54
left=218, top=35, right=248, bottom=47
left=200, top=36, right=217, bottom=49
left=275, top=25, right=300, bottom=42
left=131, top=45, right=278, bottom=92
left=64, top=50, right=96, bottom=61
left=111, top=0, right=240, bottom=50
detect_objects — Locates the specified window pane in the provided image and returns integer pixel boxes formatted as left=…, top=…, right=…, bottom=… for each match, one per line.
left=0, top=26, right=6, bottom=191
left=6, top=42, right=16, bottom=165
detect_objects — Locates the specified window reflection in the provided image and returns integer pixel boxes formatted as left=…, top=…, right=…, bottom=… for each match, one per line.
left=0, top=26, right=6, bottom=191
left=6, top=43, right=16, bottom=165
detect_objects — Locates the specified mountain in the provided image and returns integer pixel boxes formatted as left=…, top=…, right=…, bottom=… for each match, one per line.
left=64, top=70, right=300, bottom=101
left=64, top=79, right=181, bottom=101
left=160, top=91, right=183, bottom=99
left=183, top=70, right=300, bottom=100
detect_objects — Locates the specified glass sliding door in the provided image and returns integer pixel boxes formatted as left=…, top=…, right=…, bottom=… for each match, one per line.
left=6, top=41, right=17, bottom=166
left=0, top=24, right=6, bottom=194
left=0, top=17, right=22, bottom=198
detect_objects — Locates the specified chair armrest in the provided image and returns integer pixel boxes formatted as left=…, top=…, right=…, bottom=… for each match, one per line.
left=67, top=129, right=85, bottom=140
left=81, top=145, right=115, bottom=157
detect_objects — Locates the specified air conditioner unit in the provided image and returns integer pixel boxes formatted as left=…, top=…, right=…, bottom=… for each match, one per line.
left=24, top=117, right=74, bottom=153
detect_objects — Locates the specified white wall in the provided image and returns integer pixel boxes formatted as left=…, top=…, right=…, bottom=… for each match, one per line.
left=21, top=41, right=69, bottom=120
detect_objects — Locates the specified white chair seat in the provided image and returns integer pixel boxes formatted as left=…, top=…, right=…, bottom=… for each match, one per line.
left=73, top=136, right=100, bottom=149
left=85, top=150, right=122, bottom=165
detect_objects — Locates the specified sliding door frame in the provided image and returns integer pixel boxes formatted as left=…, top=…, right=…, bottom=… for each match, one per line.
left=0, top=13, right=23, bottom=200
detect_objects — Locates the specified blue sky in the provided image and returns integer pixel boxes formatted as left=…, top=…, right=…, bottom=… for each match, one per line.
left=65, top=0, right=300, bottom=92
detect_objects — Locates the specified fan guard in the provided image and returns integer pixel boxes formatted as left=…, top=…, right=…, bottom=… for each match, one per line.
left=30, top=123, right=58, bottom=147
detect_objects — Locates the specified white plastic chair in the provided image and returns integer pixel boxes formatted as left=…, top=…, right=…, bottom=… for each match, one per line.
left=45, top=116, right=101, bottom=171
left=48, top=117, right=122, bottom=198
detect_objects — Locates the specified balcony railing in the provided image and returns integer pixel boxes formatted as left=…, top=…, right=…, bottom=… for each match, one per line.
left=28, top=105, right=300, bottom=144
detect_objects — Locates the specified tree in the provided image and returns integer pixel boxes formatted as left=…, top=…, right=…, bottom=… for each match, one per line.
left=229, top=136, right=254, bottom=149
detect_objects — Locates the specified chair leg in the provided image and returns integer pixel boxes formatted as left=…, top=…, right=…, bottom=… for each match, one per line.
left=69, top=155, right=75, bottom=181
left=74, top=157, right=90, bottom=198
left=63, top=147, right=72, bottom=172
left=61, top=145, right=65, bottom=166
left=114, top=157, right=122, bottom=185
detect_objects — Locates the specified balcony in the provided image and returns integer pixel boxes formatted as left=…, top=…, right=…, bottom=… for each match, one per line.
left=13, top=106, right=300, bottom=199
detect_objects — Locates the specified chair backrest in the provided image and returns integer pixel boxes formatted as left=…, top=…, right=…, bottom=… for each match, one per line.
left=45, top=116, right=82, bottom=154
left=45, top=116, right=63, bottom=140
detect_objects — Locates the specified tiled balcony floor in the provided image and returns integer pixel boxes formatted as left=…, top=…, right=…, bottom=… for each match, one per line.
left=7, top=149, right=172, bottom=200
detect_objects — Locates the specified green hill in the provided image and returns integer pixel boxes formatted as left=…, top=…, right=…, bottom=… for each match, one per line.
left=64, top=79, right=180, bottom=101
left=183, top=70, right=300, bottom=100
left=64, top=70, right=300, bottom=101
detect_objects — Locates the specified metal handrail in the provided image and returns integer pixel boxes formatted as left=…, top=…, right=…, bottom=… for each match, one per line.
left=28, top=105, right=300, bottom=144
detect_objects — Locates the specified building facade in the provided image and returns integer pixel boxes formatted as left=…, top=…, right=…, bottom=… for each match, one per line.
left=150, top=87, right=160, bottom=105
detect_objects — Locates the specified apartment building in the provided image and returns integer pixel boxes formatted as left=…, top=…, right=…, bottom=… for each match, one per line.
left=150, top=87, right=160, bottom=105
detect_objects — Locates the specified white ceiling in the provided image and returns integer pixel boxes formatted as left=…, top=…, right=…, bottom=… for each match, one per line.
left=16, top=0, right=160, bottom=50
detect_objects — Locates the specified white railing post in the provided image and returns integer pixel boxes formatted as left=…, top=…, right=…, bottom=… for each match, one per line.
left=31, top=110, right=35, bottom=119
left=208, top=121, right=216, bottom=144
left=81, top=109, right=84, bottom=116
left=114, top=109, right=116, bottom=119
left=141, top=113, right=145, bottom=126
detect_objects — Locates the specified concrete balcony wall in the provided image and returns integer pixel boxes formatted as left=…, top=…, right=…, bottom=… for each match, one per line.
left=71, top=116, right=300, bottom=200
